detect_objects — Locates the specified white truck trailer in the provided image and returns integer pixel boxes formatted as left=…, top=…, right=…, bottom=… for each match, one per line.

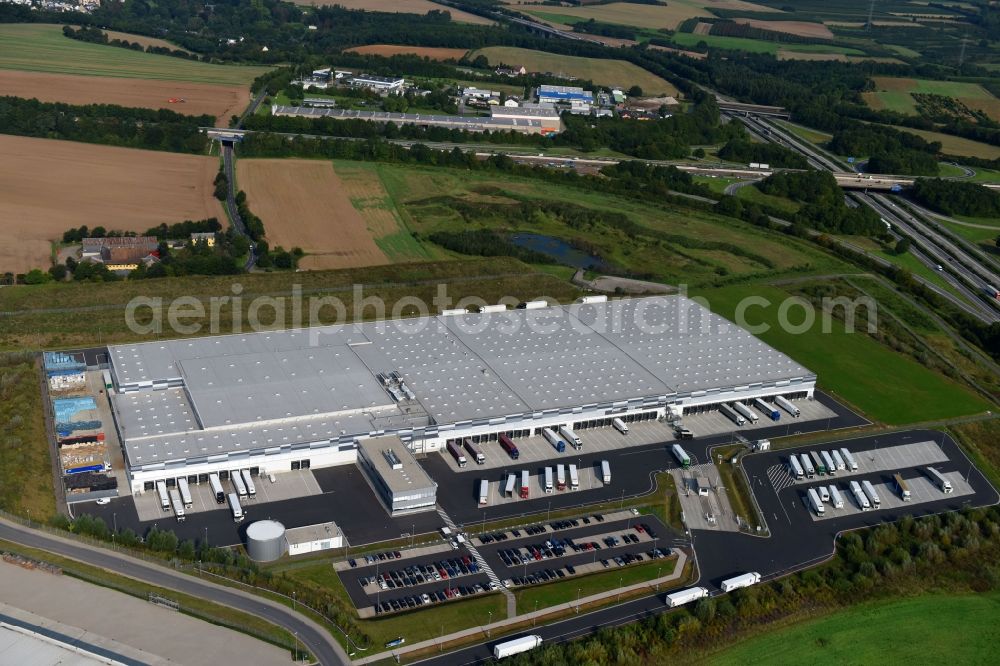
left=809, top=450, right=827, bottom=475
left=209, top=473, right=226, bottom=504
left=558, top=425, right=582, bottom=449
left=568, top=464, right=579, bottom=490
left=719, top=403, right=746, bottom=426
left=601, top=460, right=611, bottom=485
left=800, top=453, right=815, bottom=478
left=542, top=428, right=566, bottom=453
left=840, top=448, right=859, bottom=471
left=169, top=488, right=186, bottom=521
left=820, top=451, right=836, bottom=476
left=493, top=635, right=543, bottom=660
left=926, top=467, right=953, bottom=493
left=241, top=469, right=256, bottom=499
left=732, top=402, right=759, bottom=423
left=831, top=449, right=846, bottom=472
left=720, top=572, right=761, bottom=593
left=672, top=444, right=692, bottom=469
left=612, top=417, right=629, bottom=434
left=231, top=471, right=248, bottom=498
left=155, top=481, right=170, bottom=512
left=894, top=473, right=911, bottom=501
left=753, top=398, right=781, bottom=421
left=850, top=480, right=871, bottom=510
left=177, top=477, right=193, bottom=508
left=479, top=479, right=489, bottom=506
left=829, top=485, right=844, bottom=509
left=665, top=587, right=709, bottom=608
left=544, top=466, right=554, bottom=493
left=774, top=395, right=800, bottom=417
left=504, top=473, right=517, bottom=498
left=861, top=479, right=881, bottom=509
left=807, top=488, right=825, bottom=516
left=227, top=492, right=244, bottom=522
left=556, top=464, right=566, bottom=491
left=788, top=455, right=804, bottom=480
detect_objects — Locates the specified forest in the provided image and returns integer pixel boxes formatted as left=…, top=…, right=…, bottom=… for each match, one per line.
left=717, top=138, right=809, bottom=169
left=910, top=178, right=1000, bottom=218
left=757, top=171, right=886, bottom=236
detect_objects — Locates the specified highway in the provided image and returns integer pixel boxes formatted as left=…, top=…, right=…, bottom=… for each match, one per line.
left=0, top=518, right=351, bottom=666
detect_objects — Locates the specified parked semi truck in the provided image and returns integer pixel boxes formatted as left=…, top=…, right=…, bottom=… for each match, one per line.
left=493, top=635, right=543, bottom=660
left=520, top=470, right=530, bottom=499
left=840, top=448, right=859, bottom=471
left=809, top=450, right=827, bottom=475
left=850, top=480, right=871, bottom=510
left=788, top=455, right=804, bottom=480
left=926, top=467, right=953, bottom=493
left=558, top=426, right=582, bottom=449
left=732, top=402, right=759, bottom=423
left=612, top=418, right=629, bottom=434
left=829, top=485, right=844, bottom=509
left=807, top=488, right=825, bottom=516
left=504, top=473, right=516, bottom=497
left=228, top=492, right=244, bottom=522
left=479, top=479, right=489, bottom=506
left=568, top=464, right=579, bottom=490
left=665, top=587, right=708, bottom=608
left=209, top=473, right=225, bottom=504
left=447, top=441, right=468, bottom=468
left=720, top=572, right=761, bottom=593
left=753, top=398, right=781, bottom=421
left=672, top=444, right=691, bottom=469
left=774, top=395, right=800, bottom=417
left=464, top=438, right=486, bottom=465
left=177, top=478, right=193, bottom=509
left=861, top=480, right=881, bottom=509
left=800, top=453, right=815, bottom=478
left=544, top=467, right=554, bottom=493
left=499, top=434, right=520, bottom=460
left=556, top=464, right=566, bottom=491
left=893, top=473, right=911, bottom=501
left=156, top=481, right=170, bottom=512
left=831, top=450, right=846, bottom=472
left=820, top=451, right=836, bottom=476
left=241, top=469, right=256, bottom=499
left=231, top=470, right=248, bottom=498
left=601, top=460, right=611, bottom=485
left=719, top=403, right=746, bottom=426
left=542, top=428, right=566, bottom=453
left=169, top=488, right=186, bottom=521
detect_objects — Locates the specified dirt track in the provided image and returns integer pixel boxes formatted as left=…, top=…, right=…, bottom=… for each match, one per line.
left=0, top=135, right=223, bottom=274
left=235, top=159, right=389, bottom=271
left=0, top=70, right=249, bottom=122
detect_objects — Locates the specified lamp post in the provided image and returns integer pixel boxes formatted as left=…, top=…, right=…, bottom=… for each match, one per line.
left=487, top=610, right=492, bottom=637
left=532, top=600, right=538, bottom=626
left=617, top=576, right=623, bottom=602
left=576, top=587, right=581, bottom=614
left=411, top=523, right=415, bottom=548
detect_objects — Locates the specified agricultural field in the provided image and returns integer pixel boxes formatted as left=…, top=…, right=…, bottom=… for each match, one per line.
left=706, top=593, right=1000, bottom=666
left=0, top=70, right=249, bottom=122
left=776, top=51, right=902, bottom=64
left=291, top=0, right=493, bottom=24
left=344, top=45, right=469, bottom=60
left=519, top=0, right=779, bottom=31
left=236, top=159, right=390, bottom=270
left=101, top=29, right=192, bottom=53
left=732, top=19, right=834, bottom=38
left=887, top=125, right=1000, bottom=160
left=469, top=47, right=676, bottom=94
left=864, top=77, right=1000, bottom=121
left=669, top=32, right=866, bottom=55
left=696, top=284, right=994, bottom=423
left=0, top=135, right=223, bottom=274
left=0, top=24, right=269, bottom=85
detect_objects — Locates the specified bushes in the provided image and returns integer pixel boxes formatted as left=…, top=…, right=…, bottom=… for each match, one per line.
left=427, top=229, right=553, bottom=264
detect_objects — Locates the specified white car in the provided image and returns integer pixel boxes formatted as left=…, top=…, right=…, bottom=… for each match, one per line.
left=95, top=498, right=111, bottom=505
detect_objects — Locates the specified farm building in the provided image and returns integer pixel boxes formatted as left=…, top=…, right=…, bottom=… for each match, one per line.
left=102, top=295, right=816, bottom=494
left=190, top=232, right=216, bottom=247
left=81, top=236, right=159, bottom=271
left=496, top=65, right=527, bottom=77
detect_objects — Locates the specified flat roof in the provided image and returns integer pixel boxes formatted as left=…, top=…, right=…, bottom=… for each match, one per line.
left=271, top=106, right=555, bottom=131
left=108, top=296, right=813, bottom=467
left=0, top=624, right=115, bottom=666
left=358, top=435, right=437, bottom=495
left=286, top=521, right=342, bottom=544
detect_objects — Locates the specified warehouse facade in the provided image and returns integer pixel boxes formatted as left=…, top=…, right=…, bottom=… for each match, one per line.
left=106, top=296, right=816, bottom=493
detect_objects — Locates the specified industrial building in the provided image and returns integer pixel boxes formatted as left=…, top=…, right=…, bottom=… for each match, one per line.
left=536, top=84, right=593, bottom=114
left=271, top=105, right=562, bottom=135
left=357, top=436, right=438, bottom=515
left=103, top=295, right=815, bottom=496
left=348, top=74, right=405, bottom=92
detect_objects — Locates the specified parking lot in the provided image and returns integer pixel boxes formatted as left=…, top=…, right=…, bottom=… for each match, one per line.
left=802, top=468, right=974, bottom=521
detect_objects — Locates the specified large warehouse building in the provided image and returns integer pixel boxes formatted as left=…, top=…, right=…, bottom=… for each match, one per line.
left=106, top=296, right=815, bottom=494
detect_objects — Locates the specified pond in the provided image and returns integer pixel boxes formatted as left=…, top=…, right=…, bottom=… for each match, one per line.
left=509, top=233, right=610, bottom=271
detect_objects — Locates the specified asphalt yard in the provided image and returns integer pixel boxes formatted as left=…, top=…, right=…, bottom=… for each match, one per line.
left=802, top=469, right=974, bottom=522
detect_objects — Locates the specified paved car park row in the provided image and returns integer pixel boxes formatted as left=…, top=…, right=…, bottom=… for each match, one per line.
left=358, top=553, right=483, bottom=595
left=366, top=575, right=495, bottom=617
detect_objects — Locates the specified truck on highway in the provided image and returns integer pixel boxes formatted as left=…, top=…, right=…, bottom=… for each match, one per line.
left=982, top=285, right=1000, bottom=300
left=720, top=572, right=761, bottom=593
left=558, top=425, right=582, bottom=449
left=463, top=438, right=486, bottom=465
left=672, top=444, right=692, bottom=469
left=556, top=464, right=566, bottom=491
left=829, top=485, right=844, bottom=509
left=447, top=440, right=468, bottom=468
left=231, top=470, right=248, bottom=498
left=520, top=470, right=530, bottom=499
left=228, top=492, right=244, bottom=522
left=241, top=469, right=256, bottom=499
left=209, top=473, right=225, bottom=504
left=543, top=428, right=566, bottom=453
left=177, top=478, right=193, bottom=509
left=719, top=403, right=746, bottom=426
left=499, top=433, right=520, bottom=460
left=665, top=587, right=709, bottom=608
left=612, top=417, right=629, bottom=434
left=840, top=448, right=859, bottom=471
left=809, top=450, right=827, bottom=476
left=807, top=488, right=825, bottom=516
left=169, top=488, right=186, bottom=522
left=774, top=395, right=800, bottom=417
left=504, top=473, right=516, bottom=497
left=850, top=480, right=871, bottom=510
left=753, top=398, right=780, bottom=421
left=544, top=467, right=554, bottom=493
left=893, top=473, right=911, bottom=501
left=732, top=402, right=759, bottom=423
left=569, top=464, right=579, bottom=490
left=788, top=455, right=804, bottom=480
left=156, top=481, right=170, bottom=512
left=831, top=450, right=846, bottom=472
left=601, top=460, right=611, bottom=485
left=820, top=451, right=836, bottom=476
left=926, top=467, right=953, bottom=493
left=493, top=635, right=543, bottom=660
left=479, top=479, right=489, bottom=506
left=861, top=479, right=881, bottom=509
left=800, top=453, right=815, bottom=478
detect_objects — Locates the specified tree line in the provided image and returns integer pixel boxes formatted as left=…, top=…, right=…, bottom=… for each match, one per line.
left=717, top=138, right=810, bottom=169
left=62, top=25, right=202, bottom=62
left=61, top=219, right=223, bottom=244
left=757, top=171, right=887, bottom=236
left=911, top=178, right=1000, bottom=218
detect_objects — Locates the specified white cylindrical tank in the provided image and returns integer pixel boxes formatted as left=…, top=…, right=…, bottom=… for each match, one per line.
left=245, top=520, right=287, bottom=562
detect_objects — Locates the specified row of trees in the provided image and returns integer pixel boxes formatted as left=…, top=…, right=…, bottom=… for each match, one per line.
left=911, top=178, right=1000, bottom=217
left=61, top=219, right=223, bottom=243
left=62, top=25, right=200, bottom=61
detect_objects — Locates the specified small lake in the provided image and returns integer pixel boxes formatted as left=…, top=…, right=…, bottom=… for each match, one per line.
left=509, top=233, right=610, bottom=271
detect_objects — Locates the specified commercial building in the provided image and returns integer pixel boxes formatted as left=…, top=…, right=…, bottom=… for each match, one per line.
left=103, top=295, right=815, bottom=494
left=348, top=75, right=405, bottom=92
left=357, top=436, right=438, bottom=515
left=271, top=105, right=562, bottom=135
left=537, top=84, right=594, bottom=114
left=286, top=521, right=344, bottom=555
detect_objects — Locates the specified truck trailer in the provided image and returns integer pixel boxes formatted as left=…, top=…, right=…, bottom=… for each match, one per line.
left=861, top=480, right=881, bottom=509
left=807, top=488, right=824, bottom=516
left=831, top=450, right=846, bottom=472
left=479, top=479, right=489, bottom=506
left=177, top=478, right=193, bottom=509
left=241, top=469, right=256, bottom=499
left=774, top=395, right=800, bottom=417
left=719, top=403, right=746, bottom=426
left=820, top=451, right=837, bottom=476
left=850, top=480, right=871, bottom=510
left=665, top=587, right=708, bottom=608
left=520, top=470, right=530, bottom=499
left=568, top=464, right=579, bottom=490
left=809, top=450, right=827, bottom=476
left=504, top=473, right=517, bottom=497
left=612, top=417, right=629, bottom=434
left=732, top=402, right=759, bottom=423
left=156, top=481, right=170, bottom=512
left=926, top=467, right=953, bottom=493
left=542, top=428, right=566, bottom=453
left=894, top=473, right=911, bottom=501
left=753, top=398, right=781, bottom=421
left=840, top=448, right=859, bottom=471
left=169, top=488, right=186, bottom=521
left=720, top=572, right=761, bottom=593
left=788, top=455, right=804, bottom=480
left=463, top=438, right=486, bottom=465
left=829, top=485, right=844, bottom=509
left=499, top=434, right=520, bottom=460
left=800, top=453, right=815, bottom=478
left=544, top=467, right=554, bottom=493
left=209, top=473, right=225, bottom=504
left=231, top=471, right=248, bottom=498
left=228, top=492, right=244, bottom=522
left=447, top=440, right=468, bottom=468
left=601, top=460, right=611, bottom=485
left=672, top=444, right=691, bottom=469
left=493, top=635, right=543, bottom=660
left=558, top=426, right=582, bottom=449
left=556, top=464, right=566, bottom=491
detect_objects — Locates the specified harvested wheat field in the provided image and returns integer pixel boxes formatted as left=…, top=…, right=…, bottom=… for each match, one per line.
left=236, top=159, right=389, bottom=270
left=0, top=135, right=223, bottom=274
left=292, top=0, right=493, bottom=24
left=100, top=29, right=193, bottom=52
left=345, top=44, right=469, bottom=60
left=734, top=19, right=834, bottom=39
left=0, top=70, right=249, bottom=122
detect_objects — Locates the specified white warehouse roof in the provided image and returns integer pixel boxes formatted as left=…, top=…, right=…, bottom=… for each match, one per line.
left=108, top=296, right=812, bottom=467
